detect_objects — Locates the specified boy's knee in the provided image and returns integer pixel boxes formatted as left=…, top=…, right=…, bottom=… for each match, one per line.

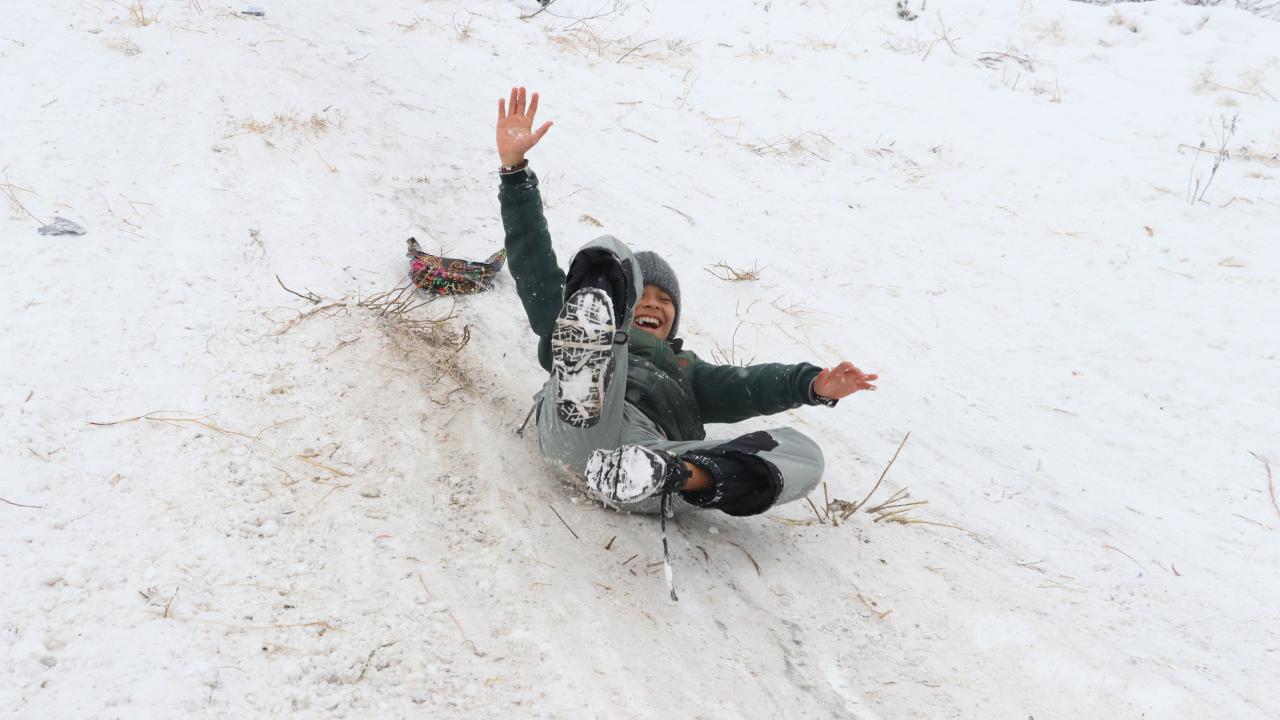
left=771, top=427, right=824, bottom=471
left=764, top=427, right=824, bottom=499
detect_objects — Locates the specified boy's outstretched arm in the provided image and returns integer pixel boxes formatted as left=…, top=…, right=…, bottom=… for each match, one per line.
left=691, top=357, right=877, bottom=424
left=496, top=86, right=563, bottom=371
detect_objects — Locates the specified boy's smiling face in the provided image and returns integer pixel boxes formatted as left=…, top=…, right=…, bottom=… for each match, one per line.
left=633, top=283, right=675, bottom=340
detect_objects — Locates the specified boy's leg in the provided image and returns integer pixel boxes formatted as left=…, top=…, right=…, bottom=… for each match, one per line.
left=535, top=235, right=643, bottom=473
left=593, top=415, right=825, bottom=516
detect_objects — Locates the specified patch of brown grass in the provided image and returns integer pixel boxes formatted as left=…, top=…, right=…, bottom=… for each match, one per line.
left=242, top=111, right=344, bottom=138
left=123, top=1, right=161, bottom=26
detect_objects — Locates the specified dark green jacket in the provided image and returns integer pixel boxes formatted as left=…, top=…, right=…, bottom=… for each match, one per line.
left=499, top=167, right=827, bottom=442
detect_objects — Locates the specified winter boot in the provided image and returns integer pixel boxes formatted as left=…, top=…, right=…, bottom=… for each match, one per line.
left=551, top=287, right=620, bottom=428
left=584, top=444, right=691, bottom=505
left=552, top=247, right=635, bottom=429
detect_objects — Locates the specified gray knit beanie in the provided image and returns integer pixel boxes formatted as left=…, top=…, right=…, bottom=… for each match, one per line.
left=633, top=250, right=681, bottom=338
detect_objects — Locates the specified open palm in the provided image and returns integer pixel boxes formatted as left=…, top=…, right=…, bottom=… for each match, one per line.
left=496, top=86, right=553, bottom=167
left=813, top=362, right=878, bottom=400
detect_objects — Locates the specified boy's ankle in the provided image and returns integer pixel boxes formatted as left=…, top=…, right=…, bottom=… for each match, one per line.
left=681, top=461, right=714, bottom=493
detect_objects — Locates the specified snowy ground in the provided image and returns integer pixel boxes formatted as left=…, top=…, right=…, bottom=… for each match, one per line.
left=2, top=0, right=1279, bottom=717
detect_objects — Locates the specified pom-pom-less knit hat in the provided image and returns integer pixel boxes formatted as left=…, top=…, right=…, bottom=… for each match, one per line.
left=633, top=250, right=681, bottom=339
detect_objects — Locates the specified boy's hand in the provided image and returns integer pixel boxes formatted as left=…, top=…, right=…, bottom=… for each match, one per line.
left=497, top=86, right=553, bottom=167
left=813, top=362, right=878, bottom=400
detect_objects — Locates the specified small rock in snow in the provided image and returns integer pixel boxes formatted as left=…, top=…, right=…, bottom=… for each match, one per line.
left=38, top=217, right=87, bottom=236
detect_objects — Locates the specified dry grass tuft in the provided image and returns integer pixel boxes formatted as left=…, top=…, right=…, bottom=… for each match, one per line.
left=704, top=261, right=762, bottom=282
left=665, top=36, right=694, bottom=54
left=266, top=279, right=474, bottom=403
left=783, top=432, right=978, bottom=536
left=708, top=300, right=759, bottom=367
left=360, top=282, right=475, bottom=402
left=242, top=110, right=344, bottom=138
left=453, top=14, right=475, bottom=41
left=1034, top=18, right=1067, bottom=43
left=880, top=27, right=930, bottom=55
left=1185, top=113, right=1239, bottom=204
left=548, top=26, right=620, bottom=59
left=745, top=131, right=836, bottom=163
left=709, top=323, right=755, bottom=366
left=769, top=295, right=817, bottom=323
left=392, top=15, right=424, bottom=32
left=1103, top=9, right=1141, bottom=33
left=124, top=0, right=162, bottom=26
left=977, top=49, right=1036, bottom=73
left=1, top=174, right=47, bottom=227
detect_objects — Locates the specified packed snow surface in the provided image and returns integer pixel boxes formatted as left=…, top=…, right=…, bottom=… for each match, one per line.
left=2, top=0, right=1279, bottom=718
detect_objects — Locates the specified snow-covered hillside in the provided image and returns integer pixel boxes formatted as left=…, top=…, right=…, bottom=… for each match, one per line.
left=2, top=1, right=1278, bottom=717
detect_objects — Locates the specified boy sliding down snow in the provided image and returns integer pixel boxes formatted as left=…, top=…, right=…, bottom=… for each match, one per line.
left=497, top=87, right=878, bottom=518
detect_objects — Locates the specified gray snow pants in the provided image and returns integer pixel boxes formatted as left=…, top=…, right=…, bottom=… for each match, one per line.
left=534, top=235, right=825, bottom=515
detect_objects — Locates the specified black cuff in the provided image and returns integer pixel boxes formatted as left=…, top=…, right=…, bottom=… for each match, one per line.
left=499, top=161, right=533, bottom=185
left=679, top=450, right=781, bottom=517
left=808, top=378, right=839, bottom=407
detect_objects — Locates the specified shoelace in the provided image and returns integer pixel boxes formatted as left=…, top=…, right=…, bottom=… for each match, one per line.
left=658, top=459, right=691, bottom=602
left=659, top=483, right=678, bottom=602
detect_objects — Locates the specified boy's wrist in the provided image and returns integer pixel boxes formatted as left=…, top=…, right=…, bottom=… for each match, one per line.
left=808, top=378, right=839, bottom=407
left=499, top=157, right=528, bottom=172
left=498, top=160, right=533, bottom=186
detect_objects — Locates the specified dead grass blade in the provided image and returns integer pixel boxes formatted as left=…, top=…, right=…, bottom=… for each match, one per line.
left=88, top=411, right=262, bottom=441
left=273, top=302, right=345, bottom=335
left=852, top=432, right=911, bottom=514
left=355, top=640, right=399, bottom=683
left=805, top=497, right=825, bottom=523
left=276, top=274, right=320, bottom=304
left=1102, top=544, right=1147, bottom=574
left=1249, top=451, right=1279, bottom=521
left=616, top=38, right=657, bottom=63
left=726, top=540, right=761, bottom=576
left=294, top=450, right=353, bottom=478
left=548, top=503, right=580, bottom=540
left=857, top=593, right=892, bottom=620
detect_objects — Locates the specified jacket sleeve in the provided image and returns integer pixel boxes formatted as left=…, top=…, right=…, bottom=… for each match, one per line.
left=689, top=356, right=827, bottom=425
left=499, top=167, right=565, bottom=371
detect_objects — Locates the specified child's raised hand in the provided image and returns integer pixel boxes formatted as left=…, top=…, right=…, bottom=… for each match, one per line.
left=813, top=362, right=878, bottom=400
left=497, top=86, right=553, bottom=167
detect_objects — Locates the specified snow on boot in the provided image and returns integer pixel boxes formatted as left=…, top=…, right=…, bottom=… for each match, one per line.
left=584, top=444, right=690, bottom=505
left=552, top=287, right=618, bottom=428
